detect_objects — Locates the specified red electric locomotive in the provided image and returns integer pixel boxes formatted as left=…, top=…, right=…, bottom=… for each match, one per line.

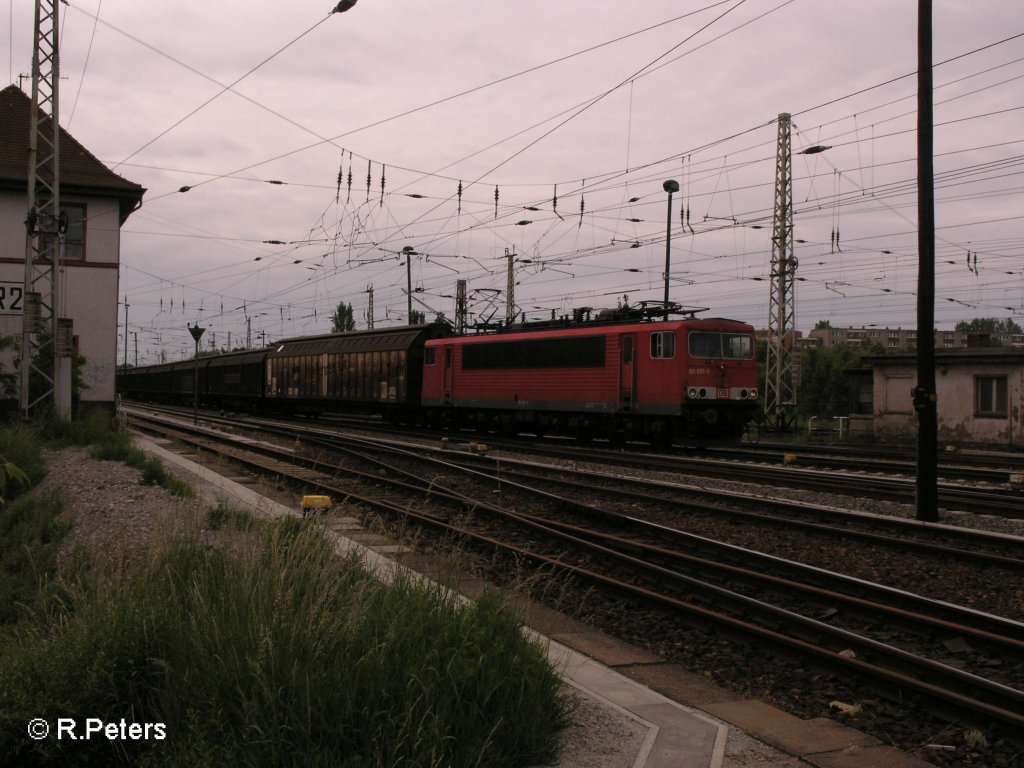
left=421, top=315, right=758, bottom=443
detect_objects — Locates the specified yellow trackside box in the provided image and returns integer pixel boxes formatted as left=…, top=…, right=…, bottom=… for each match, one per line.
left=301, top=495, right=333, bottom=517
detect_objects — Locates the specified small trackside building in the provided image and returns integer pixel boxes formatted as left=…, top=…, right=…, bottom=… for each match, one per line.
left=863, top=348, right=1024, bottom=448
left=0, top=85, right=144, bottom=416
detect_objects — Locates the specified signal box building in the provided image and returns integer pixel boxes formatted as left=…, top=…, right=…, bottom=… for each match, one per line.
left=0, top=85, right=144, bottom=415
left=862, top=349, right=1024, bottom=448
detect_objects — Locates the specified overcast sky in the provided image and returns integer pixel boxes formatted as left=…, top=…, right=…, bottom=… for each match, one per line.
left=5, top=0, right=1023, bottom=363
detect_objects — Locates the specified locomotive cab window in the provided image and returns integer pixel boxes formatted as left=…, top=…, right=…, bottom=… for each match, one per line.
left=425, top=347, right=436, bottom=366
left=689, top=331, right=754, bottom=360
left=975, top=375, right=1007, bottom=418
left=650, top=332, right=675, bottom=359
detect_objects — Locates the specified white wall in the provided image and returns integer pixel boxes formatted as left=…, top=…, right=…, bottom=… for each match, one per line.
left=0, top=191, right=122, bottom=409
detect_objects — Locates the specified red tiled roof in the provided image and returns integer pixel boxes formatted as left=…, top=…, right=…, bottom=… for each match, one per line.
left=0, top=85, right=144, bottom=221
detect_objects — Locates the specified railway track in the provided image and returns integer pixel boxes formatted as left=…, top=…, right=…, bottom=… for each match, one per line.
left=123, top=406, right=1024, bottom=747
left=128, top=401, right=1024, bottom=518
left=741, top=439, right=1024, bottom=476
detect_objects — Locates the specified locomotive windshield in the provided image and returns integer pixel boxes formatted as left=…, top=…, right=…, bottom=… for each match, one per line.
left=688, top=331, right=754, bottom=360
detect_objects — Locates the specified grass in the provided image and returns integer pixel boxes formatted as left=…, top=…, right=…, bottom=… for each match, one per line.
left=0, top=489, right=69, bottom=626
left=0, top=515, right=570, bottom=767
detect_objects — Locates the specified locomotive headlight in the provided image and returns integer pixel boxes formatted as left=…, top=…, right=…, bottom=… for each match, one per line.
left=688, top=387, right=697, bottom=399
left=739, top=389, right=748, bottom=400
left=749, top=389, right=758, bottom=399
left=698, top=387, right=707, bottom=398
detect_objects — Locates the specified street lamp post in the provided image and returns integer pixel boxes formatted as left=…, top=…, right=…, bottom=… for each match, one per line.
left=188, top=323, right=205, bottom=425
left=662, top=180, right=680, bottom=319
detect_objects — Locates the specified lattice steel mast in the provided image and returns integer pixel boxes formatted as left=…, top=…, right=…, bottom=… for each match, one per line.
left=21, top=0, right=72, bottom=419
left=764, top=113, right=797, bottom=431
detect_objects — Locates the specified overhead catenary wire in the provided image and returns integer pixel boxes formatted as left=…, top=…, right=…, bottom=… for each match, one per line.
left=83, top=7, right=1023, bottom=355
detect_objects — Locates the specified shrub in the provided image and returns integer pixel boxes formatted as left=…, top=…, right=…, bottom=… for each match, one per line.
left=0, top=426, right=45, bottom=498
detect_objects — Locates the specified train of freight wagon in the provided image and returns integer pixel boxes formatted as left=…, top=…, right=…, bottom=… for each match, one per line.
left=117, top=307, right=760, bottom=445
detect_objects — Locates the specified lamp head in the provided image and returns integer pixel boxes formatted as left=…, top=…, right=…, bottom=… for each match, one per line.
left=662, top=179, right=680, bottom=194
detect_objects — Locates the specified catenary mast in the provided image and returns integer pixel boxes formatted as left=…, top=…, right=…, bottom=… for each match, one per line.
left=764, top=113, right=797, bottom=431
left=21, top=0, right=72, bottom=419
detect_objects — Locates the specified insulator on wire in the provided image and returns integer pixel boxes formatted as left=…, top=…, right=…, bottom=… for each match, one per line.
left=380, top=164, right=386, bottom=207
left=346, top=154, right=353, bottom=203
left=366, top=160, right=372, bottom=201
left=457, top=181, right=463, bottom=214
left=578, top=180, right=585, bottom=229
left=494, top=185, right=499, bottom=220
left=336, top=154, right=344, bottom=202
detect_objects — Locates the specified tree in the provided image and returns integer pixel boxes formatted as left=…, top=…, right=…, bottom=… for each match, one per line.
left=954, top=317, right=1022, bottom=334
left=797, top=343, right=877, bottom=419
left=814, top=320, right=833, bottom=330
left=409, top=309, right=425, bottom=325
left=331, top=301, right=356, bottom=333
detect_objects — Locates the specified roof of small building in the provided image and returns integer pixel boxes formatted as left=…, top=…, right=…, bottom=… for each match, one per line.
left=0, top=85, right=144, bottom=222
left=863, top=347, right=1024, bottom=366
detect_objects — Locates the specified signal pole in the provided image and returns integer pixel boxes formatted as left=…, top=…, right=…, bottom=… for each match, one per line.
left=366, top=284, right=374, bottom=329
left=123, top=301, right=129, bottom=368
left=188, top=324, right=205, bottom=425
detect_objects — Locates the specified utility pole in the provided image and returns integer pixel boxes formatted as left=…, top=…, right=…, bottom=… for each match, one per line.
left=20, top=0, right=70, bottom=418
left=764, top=113, right=797, bottom=432
left=662, top=180, right=679, bottom=318
left=505, top=246, right=516, bottom=326
left=402, top=246, right=415, bottom=323
left=915, top=0, right=939, bottom=522
left=366, top=284, right=374, bottom=329
left=455, top=279, right=467, bottom=335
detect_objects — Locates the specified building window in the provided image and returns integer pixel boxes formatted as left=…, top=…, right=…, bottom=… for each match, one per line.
left=40, top=204, right=86, bottom=261
left=975, top=376, right=1008, bottom=418
left=883, top=374, right=913, bottom=414
left=62, top=204, right=86, bottom=260
left=36, top=204, right=85, bottom=262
